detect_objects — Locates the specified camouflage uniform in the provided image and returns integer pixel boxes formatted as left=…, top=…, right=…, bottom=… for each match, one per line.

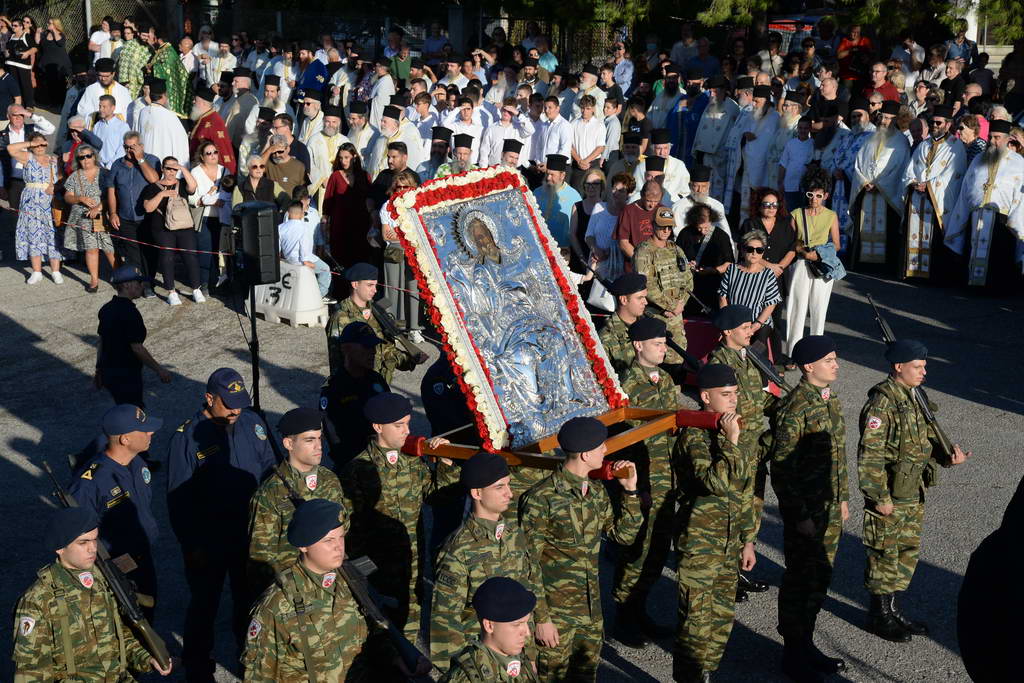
left=769, top=378, right=849, bottom=641
left=672, top=425, right=755, bottom=679
left=243, top=561, right=371, bottom=682
left=247, top=462, right=346, bottom=597
left=430, top=515, right=542, bottom=670
left=632, top=239, right=693, bottom=363
left=518, top=465, right=643, bottom=681
left=612, top=359, right=680, bottom=607
left=340, top=441, right=458, bottom=640
left=598, top=313, right=635, bottom=378
left=13, top=562, right=154, bottom=682
left=858, top=377, right=945, bottom=595
left=441, top=638, right=540, bottom=682
left=708, top=343, right=775, bottom=534
left=325, top=298, right=416, bottom=383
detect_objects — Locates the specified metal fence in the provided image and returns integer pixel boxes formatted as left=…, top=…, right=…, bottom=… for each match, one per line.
left=11, top=0, right=163, bottom=63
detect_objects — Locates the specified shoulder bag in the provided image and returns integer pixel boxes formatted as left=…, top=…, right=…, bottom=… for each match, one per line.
left=162, top=184, right=195, bottom=231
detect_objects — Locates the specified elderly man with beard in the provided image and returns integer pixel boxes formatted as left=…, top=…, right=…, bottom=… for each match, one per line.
left=189, top=85, right=237, bottom=174
left=308, top=104, right=349, bottom=210
left=533, top=154, right=582, bottom=248
left=606, top=133, right=643, bottom=187
left=573, top=64, right=606, bottom=120
left=219, top=67, right=260, bottom=148
left=292, top=43, right=329, bottom=112
left=764, top=92, right=803, bottom=190
left=672, top=165, right=731, bottom=241
left=900, top=104, right=966, bottom=281
left=737, top=85, right=781, bottom=222
left=297, top=90, right=325, bottom=145
left=238, top=107, right=275, bottom=176
left=721, top=77, right=756, bottom=216
left=944, top=120, right=1024, bottom=289
left=243, top=74, right=294, bottom=135
left=850, top=101, right=912, bottom=274
left=693, top=75, right=741, bottom=203
left=829, top=97, right=875, bottom=236
left=347, top=101, right=378, bottom=162
left=645, top=63, right=684, bottom=129
left=368, top=105, right=425, bottom=178
left=633, top=128, right=690, bottom=200
left=369, top=57, right=397, bottom=131
left=417, top=126, right=452, bottom=178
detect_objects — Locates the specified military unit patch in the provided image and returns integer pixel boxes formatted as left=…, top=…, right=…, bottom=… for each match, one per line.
left=495, top=522, right=505, bottom=541
left=18, top=616, right=35, bottom=636
left=247, top=619, right=262, bottom=639
left=78, top=572, right=94, bottom=588
left=867, top=416, right=882, bottom=430
left=386, top=450, right=399, bottom=465
left=322, top=572, right=336, bottom=588
left=141, top=467, right=151, bottom=484
left=306, top=474, right=318, bottom=491
left=255, top=424, right=267, bottom=440
left=821, top=388, right=831, bottom=401
left=507, top=659, right=521, bottom=676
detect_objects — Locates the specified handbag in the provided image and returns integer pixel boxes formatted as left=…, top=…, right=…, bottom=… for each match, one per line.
left=75, top=171, right=105, bottom=233
left=49, top=163, right=66, bottom=226
left=161, top=184, right=195, bottom=231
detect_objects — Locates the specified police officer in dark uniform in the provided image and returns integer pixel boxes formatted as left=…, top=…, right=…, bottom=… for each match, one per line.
left=420, top=354, right=473, bottom=437
left=166, top=367, right=276, bottom=681
left=68, top=404, right=163, bottom=619
left=93, top=265, right=171, bottom=408
left=321, top=321, right=390, bottom=469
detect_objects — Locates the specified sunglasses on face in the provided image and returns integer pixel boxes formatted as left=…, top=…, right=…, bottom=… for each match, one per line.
left=584, top=181, right=602, bottom=187
left=203, top=149, right=218, bottom=155
left=806, top=191, right=825, bottom=199
left=761, top=201, right=778, bottom=208
left=162, top=166, right=176, bottom=171
left=76, top=153, right=94, bottom=160
left=743, top=245, right=765, bottom=254
left=250, top=164, right=265, bottom=169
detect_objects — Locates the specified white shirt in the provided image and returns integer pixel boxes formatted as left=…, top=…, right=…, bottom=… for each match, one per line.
left=279, top=218, right=315, bottom=264
left=584, top=204, right=617, bottom=250
left=572, top=116, right=606, bottom=160
left=180, top=50, right=199, bottom=76
left=448, top=119, right=485, bottom=164
left=539, top=115, right=572, bottom=162
left=140, top=104, right=189, bottom=166
left=89, top=31, right=110, bottom=63
left=779, top=137, right=814, bottom=192
left=479, top=114, right=536, bottom=166
left=77, top=81, right=132, bottom=119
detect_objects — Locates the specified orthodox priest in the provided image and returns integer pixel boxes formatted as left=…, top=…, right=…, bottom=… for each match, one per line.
left=831, top=97, right=875, bottom=238
left=900, top=104, right=966, bottom=280
left=719, top=77, right=755, bottom=213
left=850, top=101, right=911, bottom=273
left=189, top=85, right=237, bottom=174
left=763, top=92, right=802, bottom=190
left=144, top=24, right=191, bottom=118
left=737, top=85, right=780, bottom=222
left=944, top=120, right=1024, bottom=289
left=692, top=76, right=739, bottom=203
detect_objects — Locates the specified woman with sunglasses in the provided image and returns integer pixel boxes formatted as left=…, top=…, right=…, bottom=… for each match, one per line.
left=719, top=229, right=784, bottom=355
left=958, top=115, right=987, bottom=164
left=738, top=187, right=796, bottom=324
left=4, top=17, right=35, bottom=108
left=569, top=169, right=607, bottom=275
left=63, top=144, right=115, bottom=292
left=189, top=139, right=226, bottom=292
left=141, top=157, right=200, bottom=305
left=785, top=168, right=841, bottom=357
left=12, top=132, right=62, bottom=284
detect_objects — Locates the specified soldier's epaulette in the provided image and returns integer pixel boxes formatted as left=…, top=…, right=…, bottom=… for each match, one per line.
left=177, top=418, right=192, bottom=432
left=80, top=462, right=100, bottom=480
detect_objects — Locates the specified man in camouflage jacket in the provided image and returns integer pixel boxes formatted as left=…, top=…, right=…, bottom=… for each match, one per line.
left=632, top=207, right=693, bottom=363
left=598, top=272, right=649, bottom=378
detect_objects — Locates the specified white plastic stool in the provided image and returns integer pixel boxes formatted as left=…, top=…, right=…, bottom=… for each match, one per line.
left=246, top=261, right=329, bottom=328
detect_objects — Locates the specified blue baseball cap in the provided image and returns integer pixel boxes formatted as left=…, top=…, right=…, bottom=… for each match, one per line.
left=110, top=265, right=146, bottom=284
left=101, top=404, right=163, bottom=436
left=206, top=368, right=252, bottom=409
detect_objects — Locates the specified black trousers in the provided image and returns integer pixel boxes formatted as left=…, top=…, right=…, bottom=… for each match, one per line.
left=152, top=224, right=200, bottom=291
left=9, top=66, right=33, bottom=108
left=113, top=219, right=156, bottom=281
left=101, top=366, right=144, bottom=408
left=181, top=542, right=249, bottom=672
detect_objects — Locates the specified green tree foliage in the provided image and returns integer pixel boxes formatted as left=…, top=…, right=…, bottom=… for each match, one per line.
left=692, top=0, right=774, bottom=27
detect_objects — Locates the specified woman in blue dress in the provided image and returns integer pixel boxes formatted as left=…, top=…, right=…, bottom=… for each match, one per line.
left=12, top=132, right=64, bottom=285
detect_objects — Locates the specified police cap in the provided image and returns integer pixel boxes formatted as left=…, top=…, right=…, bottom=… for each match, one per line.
left=608, top=272, right=646, bottom=297
left=110, top=264, right=146, bottom=284
left=885, top=339, right=928, bottom=364
left=287, top=498, right=345, bottom=547
left=102, top=404, right=163, bottom=436
left=460, top=451, right=510, bottom=490
left=363, top=392, right=412, bottom=424
left=557, top=416, right=607, bottom=453
left=698, top=363, right=737, bottom=389
left=791, top=335, right=836, bottom=366
left=472, top=576, right=537, bottom=622
left=46, top=507, right=99, bottom=552
left=713, top=304, right=753, bottom=331
left=278, top=407, right=323, bottom=436
left=206, top=367, right=252, bottom=409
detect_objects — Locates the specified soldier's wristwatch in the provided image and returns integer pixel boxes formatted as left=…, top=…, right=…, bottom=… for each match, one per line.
left=622, top=488, right=639, bottom=496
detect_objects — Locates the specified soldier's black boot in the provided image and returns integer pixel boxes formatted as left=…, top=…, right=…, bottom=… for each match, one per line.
left=890, top=593, right=929, bottom=635
left=735, top=588, right=749, bottom=603
left=803, top=635, right=846, bottom=674
left=738, top=572, right=769, bottom=593
left=781, top=638, right=825, bottom=683
left=613, top=601, right=650, bottom=648
left=868, top=593, right=912, bottom=643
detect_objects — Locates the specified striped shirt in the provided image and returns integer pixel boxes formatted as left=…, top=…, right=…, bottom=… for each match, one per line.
left=718, top=264, right=782, bottom=325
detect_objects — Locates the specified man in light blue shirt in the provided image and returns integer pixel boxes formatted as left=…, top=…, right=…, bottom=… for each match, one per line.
left=91, top=95, right=130, bottom=169
left=536, top=36, right=559, bottom=73
left=278, top=201, right=333, bottom=301
left=532, top=154, right=581, bottom=248
left=612, top=41, right=634, bottom=95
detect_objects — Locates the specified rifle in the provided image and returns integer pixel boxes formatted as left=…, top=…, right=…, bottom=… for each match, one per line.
left=41, top=461, right=172, bottom=671
left=261, top=430, right=436, bottom=682
left=747, top=341, right=792, bottom=394
left=371, top=299, right=430, bottom=364
left=865, top=293, right=957, bottom=462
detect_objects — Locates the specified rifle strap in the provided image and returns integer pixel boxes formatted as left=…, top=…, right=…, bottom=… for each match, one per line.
left=46, top=565, right=77, bottom=677
left=289, top=572, right=319, bottom=683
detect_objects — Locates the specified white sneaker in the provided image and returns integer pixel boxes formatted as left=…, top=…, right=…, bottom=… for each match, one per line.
left=193, top=288, right=207, bottom=304
left=51, top=272, right=65, bottom=285
left=168, top=291, right=182, bottom=306
left=215, top=273, right=229, bottom=289
left=26, top=271, right=43, bottom=285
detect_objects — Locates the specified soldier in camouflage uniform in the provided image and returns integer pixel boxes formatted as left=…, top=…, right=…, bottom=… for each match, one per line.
left=611, top=316, right=680, bottom=647
left=769, top=335, right=848, bottom=682
left=244, top=498, right=375, bottom=681
left=672, top=364, right=754, bottom=683
left=13, top=507, right=173, bottom=680
left=519, top=417, right=642, bottom=682
left=248, top=407, right=345, bottom=598
left=708, top=304, right=774, bottom=600
left=431, top=452, right=543, bottom=670
left=598, top=272, right=649, bottom=378
left=441, top=577, right=539, bottom=682
left=858, top=339, right=970, bottom=643
left=325, top=262, right=421, bottom=384
left=339, top=392, right=456, bottom=642
left=632, top=207, right=693, bottom=364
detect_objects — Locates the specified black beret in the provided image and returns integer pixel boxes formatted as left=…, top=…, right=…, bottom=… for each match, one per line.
left=344, top=262, right=379, bottom=281
left=736, top=76, right=755, bottom=90
left=881, top=100, right=900, bottom=115
left=885, top=339, right=928, bottom=364
left=558, top=416, right=607, bottom=454
left=46, top=507, right=99, bottom=552
left=848, top=96, right=870, bottom=113
left=645, top=155, right=666, bottom=172
left=287, top=498, right=344, bottom=547
left=990, top=119, right=1012, bottom=135
left=698, top=363, right=738, bottom=389
left=753, top=84, right=772, bottom=99
left=931, top=104, right=954, bottom=119
left=705, top=75, right=729, bottom=89
left=546, top=154, right=568, bottom=172
left=713, top=304, right=753, bottom=331
left=650, top=128, right=671, bottom=145
left=608, top=272, right=646, bottom=297
left=432, top=126, right=453, bottom=142
left=263, top=74, right=281, bottom=86
left=278, top=407, right=322, bottom=436
left=94, top=57, right=115, bottom=73
left=471, top=576, right=537, bottom=622
left=460, top=451, right=510, bottom=489
left=791, top=335, right=836, bottom=366
left=323, top=104, right=344, bottom=119
left=348, top=101, right=368, bottom=115
left=382, top=105, right=403, bottom=120
left=453, top=133, right=474, bottom=149
left=194, top=85, right=216, bottom=103
left=629, top=316, right=667, bottom=341
left=502, top=138, right=523, bottom=153
left=364, top=392, right=412, bottom=424
left=690, top=165, right=712, bottom=183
